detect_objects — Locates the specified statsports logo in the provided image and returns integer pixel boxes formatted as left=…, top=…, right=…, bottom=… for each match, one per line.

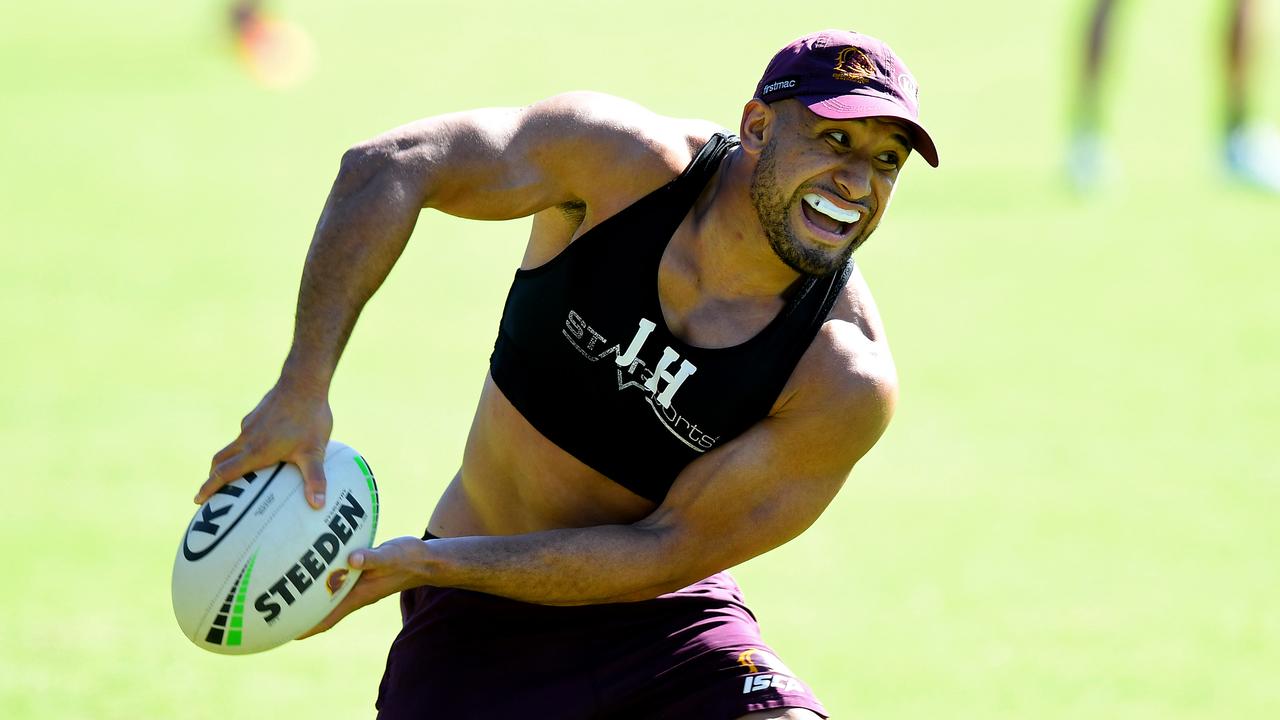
left=562, top=309, right=720, bottom=452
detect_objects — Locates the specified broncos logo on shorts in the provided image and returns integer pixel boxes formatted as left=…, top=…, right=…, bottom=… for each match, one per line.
left=737, top=647, right=804, bottom=695
left=736, top=647, right=793, bottom=675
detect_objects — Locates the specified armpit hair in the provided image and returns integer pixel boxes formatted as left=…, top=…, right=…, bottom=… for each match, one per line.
left=557, top=199, right=586, bottom=225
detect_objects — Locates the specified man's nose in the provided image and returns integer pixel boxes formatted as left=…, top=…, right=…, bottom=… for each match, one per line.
left=833, top=158, right=872, bottom=201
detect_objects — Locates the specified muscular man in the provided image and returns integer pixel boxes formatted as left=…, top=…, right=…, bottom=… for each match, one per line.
left=197, top=29, right=938, bottom=719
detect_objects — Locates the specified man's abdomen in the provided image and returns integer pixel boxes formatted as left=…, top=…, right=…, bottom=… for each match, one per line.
left=426, top=374, right=656, bottom=538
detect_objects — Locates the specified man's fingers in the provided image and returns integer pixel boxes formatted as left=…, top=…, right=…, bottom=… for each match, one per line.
left=298, top=450, right=328, bottom=510
left=197, top=442, right=242, bottom=504
left=198, top=441, right=330, bottom=508
left=195, top=450, right=264, bottom=504
left=296, top=602, right=348, bottom=639
left=350, top=538, right=408, bottom=570
left=194, top=475, right=221, bottom=505
left=348, top=548, right=372, bottom=569
left=209, top=439, right=242, bottom=469
left=297, top=542, right=413, bottom=641
left=297, top=574, right=372, bottom=639
left=349, top=538, right=415, bottom=570
left=196, top=460, right=244, bottom=504
left=196, top=462, right=235, bottom=504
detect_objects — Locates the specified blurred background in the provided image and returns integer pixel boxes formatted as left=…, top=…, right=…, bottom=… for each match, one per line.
left=1, top=0, right=1277, bottom=717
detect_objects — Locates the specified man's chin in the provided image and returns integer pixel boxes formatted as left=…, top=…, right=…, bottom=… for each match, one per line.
left=768, top=236, right=851, bottom=276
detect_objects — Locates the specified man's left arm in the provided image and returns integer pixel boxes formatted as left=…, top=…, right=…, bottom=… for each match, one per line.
left=302, top=325, right=895, bottom=634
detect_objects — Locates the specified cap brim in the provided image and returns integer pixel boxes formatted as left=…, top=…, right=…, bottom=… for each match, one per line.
left=800, top=94, right=939, bottom=168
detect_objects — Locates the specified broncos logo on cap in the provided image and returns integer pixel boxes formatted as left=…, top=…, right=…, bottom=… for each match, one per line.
left=832, top=46, right=876, bottom=83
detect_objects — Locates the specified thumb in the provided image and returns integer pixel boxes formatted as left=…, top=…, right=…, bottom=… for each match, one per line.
left=348, top=546, right=379, bottom=570
left=298, top=448, right=328, bottom=510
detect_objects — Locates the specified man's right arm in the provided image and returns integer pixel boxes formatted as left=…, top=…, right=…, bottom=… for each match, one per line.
left=197, top=92, right=686, bottom=507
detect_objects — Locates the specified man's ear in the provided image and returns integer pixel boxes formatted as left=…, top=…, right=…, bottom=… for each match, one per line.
left=739, top=99, right=776, bottom=156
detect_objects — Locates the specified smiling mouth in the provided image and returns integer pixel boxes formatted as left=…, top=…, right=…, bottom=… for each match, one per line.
left=801, top=193, right=861, bottom=237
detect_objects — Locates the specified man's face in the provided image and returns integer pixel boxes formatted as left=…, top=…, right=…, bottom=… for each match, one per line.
left=748, top=102, right=911, bottom=275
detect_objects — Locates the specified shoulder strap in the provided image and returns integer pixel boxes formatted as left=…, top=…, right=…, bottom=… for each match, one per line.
left=733, top=258, right=855, bottom=421
left=566, top=132, right=738, bottom=246
left=767, top=258, right=856, bottom=384
left=813, top=258, right=855, bottom=329
left=664, top=133, right=739, bottom=207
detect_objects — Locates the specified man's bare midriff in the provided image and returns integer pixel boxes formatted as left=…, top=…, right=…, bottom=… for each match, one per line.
left=421, top=143, right=701, bottom=541
left=426, top=374, right=658, bottom=539
left=422, top=128, right=802, bottom=542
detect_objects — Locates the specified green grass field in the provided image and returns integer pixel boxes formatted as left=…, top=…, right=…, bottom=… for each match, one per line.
left=3, top=0, right=1279, bottom=717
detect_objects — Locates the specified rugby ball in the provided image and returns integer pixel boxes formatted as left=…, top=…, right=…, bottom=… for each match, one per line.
left=171, top=440, right=379, bottom=654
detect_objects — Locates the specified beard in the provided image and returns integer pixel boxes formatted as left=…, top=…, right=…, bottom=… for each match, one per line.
left=748, top=138, right=859, bottom=277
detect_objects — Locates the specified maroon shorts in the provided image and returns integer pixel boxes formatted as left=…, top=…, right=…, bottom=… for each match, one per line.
left=375, top=555, right=827, bottom=719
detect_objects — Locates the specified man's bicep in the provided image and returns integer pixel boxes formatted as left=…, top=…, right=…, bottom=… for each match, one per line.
left=351, top=92, right=675, bottom=221
left=638, top=398, right=885, bottom=585
left=345, top=105, right=569, bottom=220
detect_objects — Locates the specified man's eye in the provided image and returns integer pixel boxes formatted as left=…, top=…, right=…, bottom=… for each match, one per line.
left=877, top=151, right=900, bottom=166
left=826, top=131, right=847, bottom=145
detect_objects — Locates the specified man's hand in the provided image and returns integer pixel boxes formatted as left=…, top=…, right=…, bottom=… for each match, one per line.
left=196, top=380, right=334, bottom=509
left=297, top=536, right=429, bottom=639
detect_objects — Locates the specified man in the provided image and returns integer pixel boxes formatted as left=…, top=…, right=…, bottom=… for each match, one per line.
left=196, top=29, right=938, bottom=719
left=1068, top=0, right=1280, bottom=192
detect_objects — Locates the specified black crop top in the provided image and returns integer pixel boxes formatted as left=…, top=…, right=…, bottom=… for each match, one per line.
left=489, top=133, right=853, bottom=503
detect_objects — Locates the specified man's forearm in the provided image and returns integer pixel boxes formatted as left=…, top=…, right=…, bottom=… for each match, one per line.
left=282, top=152, right=424, bottom=386
left=417, top=524, right=697, bottom=605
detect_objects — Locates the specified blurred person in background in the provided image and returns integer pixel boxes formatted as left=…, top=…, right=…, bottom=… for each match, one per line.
left=229, top=0, right=315, bottom=89
left=1068, top=0, right=1280, bottom=192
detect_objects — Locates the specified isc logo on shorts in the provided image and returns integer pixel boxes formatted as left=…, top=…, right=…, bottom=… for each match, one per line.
left=742, top=674, right=801, bottom=694
left=737, top=648, right=800, bottom=694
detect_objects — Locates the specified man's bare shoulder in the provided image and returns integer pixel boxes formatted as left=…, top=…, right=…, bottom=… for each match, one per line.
left=775, top=266, right=898, bottom=451
left=528, top=92, right=727, bottom=204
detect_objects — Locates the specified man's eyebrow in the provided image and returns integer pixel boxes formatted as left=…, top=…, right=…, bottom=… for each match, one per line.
left=890, top=131, right=912, bottom=151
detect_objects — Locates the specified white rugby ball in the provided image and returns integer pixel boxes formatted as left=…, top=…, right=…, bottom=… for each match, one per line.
left=172, top=440, right=379, bottom=654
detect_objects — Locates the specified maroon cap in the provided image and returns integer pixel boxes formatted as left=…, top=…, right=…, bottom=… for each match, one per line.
left=754, top=30, right=939, bottom=167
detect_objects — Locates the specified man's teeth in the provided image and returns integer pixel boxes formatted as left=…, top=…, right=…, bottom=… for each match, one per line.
left=803, top=194, right=861, bottom=224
